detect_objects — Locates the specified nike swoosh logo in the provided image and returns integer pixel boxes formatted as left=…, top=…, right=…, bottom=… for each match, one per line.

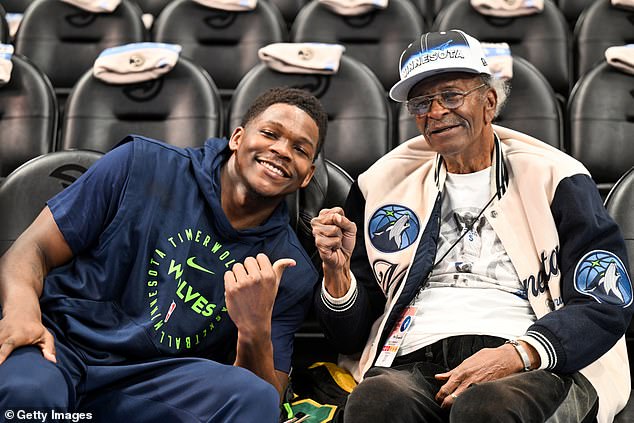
left=186, top=256, right=215, bottom=274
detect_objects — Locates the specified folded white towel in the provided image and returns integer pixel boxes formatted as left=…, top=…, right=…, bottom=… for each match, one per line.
left=611, top=0, right=634, bottom=10
left=0, top=44, right=14, bottom=86
left=481, top=42, right=513, bottom=80
left=471, top=0, right=544, bottom=17
left=259, top=42, right=346, bottom=75
left=61, top=0, right=122, bottom=13
left=605, top=45, right=634, bottom=75
left=318, top=0, right=387, bottom=16
left=93, top=43, right=182, bottom=84
left=193, top=0, right=257, bottom=11
left=6, top=13, right=23, bottom=38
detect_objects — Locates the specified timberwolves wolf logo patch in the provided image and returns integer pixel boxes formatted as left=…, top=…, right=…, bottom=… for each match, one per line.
left=368, top=205, right=420, bottom=253
left=574, top=250, right=632, bottom=307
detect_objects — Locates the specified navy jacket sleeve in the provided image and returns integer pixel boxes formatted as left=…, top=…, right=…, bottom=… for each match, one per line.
left=525, top=174, right=633, bottom=373
left=314, top=182, right=388, bottom=355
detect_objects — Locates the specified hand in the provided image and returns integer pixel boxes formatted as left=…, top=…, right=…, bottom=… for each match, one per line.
left=434, top=343, right=525, bottom=408
left=224, top=254, right=295, bottom=338
left=0, top=313, right=56, bottom=365
left=311, top=207, right=357, bottom=271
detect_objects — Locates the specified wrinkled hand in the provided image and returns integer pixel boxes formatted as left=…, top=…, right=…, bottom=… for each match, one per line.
left=224, top=254, right=295, bottom=337
left=434, top=344, right=524, bottom=408
left=0, top=314, right=56, bottom=365
left=311, top=207, right=357, bottom=271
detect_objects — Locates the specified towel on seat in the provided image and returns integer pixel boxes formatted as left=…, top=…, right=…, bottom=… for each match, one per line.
left=605, top=45, right=634, bottom=75
left=0, top=44, right=14, bottom=86
left=6, top=13, right=23, bottom=38
left=611, top=0, right=634, bottom=10
left=318, top=0, right=387, bottom=16
left=259, top=43, right=346, bottom=74
left=471, top=0, right=544, bottom=17
left=482, top=42, right=513, bottom=80
left=61, top=0, right=122, bottom=13
left=93, top=43, right=182, bottom=84
left=193, top=0, right=257, bottom=11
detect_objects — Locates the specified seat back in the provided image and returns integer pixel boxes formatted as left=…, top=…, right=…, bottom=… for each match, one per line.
left=229, top=56, right=392, bottom=178
left=0, top=54, right=57, bottom=177
left=605, top=167, right=634, bottom=385
left=286, top=155, right=353, bottom=268
left=574, top=0, right=634, bottom=81
left=291, top=0, right=423, bottom=91
left=433, top=0, right=571, bottom=99
left=0, top=150, right=103, bottom=255
left=1, top=0, right=32, bottom=13
left=568, top=61, right=634, bottom=198
left=61, top=56, right=222, bottom=152
left=0, top=6, right=8, bottom=43
left=397, top=56, right=563, bottom=148
left=557, top=0, right=594, bottom=29
left=14, top=0, right=146, bottom=98
left=152, top=0, right=286, bottom=104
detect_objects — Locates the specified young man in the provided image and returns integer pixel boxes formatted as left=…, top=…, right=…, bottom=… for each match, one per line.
left=0, top=87, right=327, bottom=422
left=311, top=30, right=632, bottom=422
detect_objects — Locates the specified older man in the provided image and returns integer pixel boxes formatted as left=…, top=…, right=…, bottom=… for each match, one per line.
left=311, top=30, right=632, bottom=422
left=0, top=87, right=327, bottom=422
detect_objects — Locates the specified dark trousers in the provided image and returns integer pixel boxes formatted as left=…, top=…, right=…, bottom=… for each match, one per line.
left=0, top=342, right=280, bottom=423
left=343, top=335, right=598, bottom=423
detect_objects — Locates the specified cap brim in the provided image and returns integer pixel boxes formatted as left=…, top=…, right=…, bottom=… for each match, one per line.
left=389, top=67, right=485, bottom=102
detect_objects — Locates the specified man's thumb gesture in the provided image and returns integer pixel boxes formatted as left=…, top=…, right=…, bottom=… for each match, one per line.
left=272, top=258, right=296, bottom=283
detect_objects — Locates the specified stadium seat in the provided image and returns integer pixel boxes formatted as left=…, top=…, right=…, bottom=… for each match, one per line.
left=0, top=150, right=103, bottom=255
left=433, top=0, right=571, bottom=100
left=397, top=56, right=563, bottom=149
left=0, top=54, right=57, bottom=177
left=269, top=0, right=308, bottom=30
left=134, top=0, right=171, bottom=17
left=152, top=0, right=287, bottom=111
left=605, top=167, right=634, bottom=422
left=229, top=55, right=392, bottom=178
left=0, top=6, right=8, bottom=43
left=0, top=0, right=32, bottom=13
left=14, top=0, right=146, bottom=107
left=61, top=56, right=223, bottom=152
left=557, top=0, right=594, bottom=29
left=574, top=0, right=634, bottom=81
left=568, top=61, right=634, bottom=199
left=290, top=0, right=424, bottom=92
left=410, top=0, right=456, bottom=27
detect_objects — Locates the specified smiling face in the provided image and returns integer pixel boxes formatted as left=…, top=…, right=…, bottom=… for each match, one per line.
left=409, top=72, right=498, bottom=173
left=228, top=102, right=318, bottom=199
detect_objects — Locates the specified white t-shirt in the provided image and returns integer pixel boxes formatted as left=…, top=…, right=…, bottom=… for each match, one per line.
left=399, top=167, right=536, bottom=356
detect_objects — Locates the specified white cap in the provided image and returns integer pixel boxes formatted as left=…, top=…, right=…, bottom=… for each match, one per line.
left=389, top=29, right=492, bottom=102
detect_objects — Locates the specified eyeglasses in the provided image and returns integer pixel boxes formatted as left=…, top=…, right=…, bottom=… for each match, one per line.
left=406, top=83, right=487, bottom=116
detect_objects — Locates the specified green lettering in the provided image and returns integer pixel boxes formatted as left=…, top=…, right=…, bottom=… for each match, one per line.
left=176, top=280, right=186, bottom=300
left=148, top=290, right=158, bottom=297
left=148, top=269, right=158, bottom=277
left=186, top=337, right=191, bottom=349
left=150, top=306, right=159, bottom=316
left=219, top=251, right=230, bottom=260
left=175, top=337, right=181, bottom=349
left=150, top=257, right=160, bottom=266
left=184, top=285, right=200, bottom=303
left=203, top=235, right=211, bottom=247
left=147, top=280, right=158, bottom=287
left=202, top=302, right=216, bottom=317
left=168, top=237, right=176, bottom=248
left=154, top=320, right=164, bottom=331
left=224, top=259, right=236, bottom=268
left=168, top=335, right=172, bottom=347
left=211, top=242, right=222, bottom=253
left=195, top=230, right=202, bottom=242
left=191, top=296, right=208, bottom=314
left=185, top=228, right=193, bottom=241
left=151, top=313, right=162, bottom=321
left=155, top=249, right=166, bottom=259
left=177, top=233, right=184, bottom=243
left=149, top=299, right=157, bottom=308
left=168, top=260, right=184, bottom=281
left=160, top=331, right=165, bottom=342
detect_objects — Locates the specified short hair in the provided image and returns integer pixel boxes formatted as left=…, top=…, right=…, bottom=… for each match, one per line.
left=481, top=74, right=511, bottom=118
left=240, top=87, right=328, bottom=159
